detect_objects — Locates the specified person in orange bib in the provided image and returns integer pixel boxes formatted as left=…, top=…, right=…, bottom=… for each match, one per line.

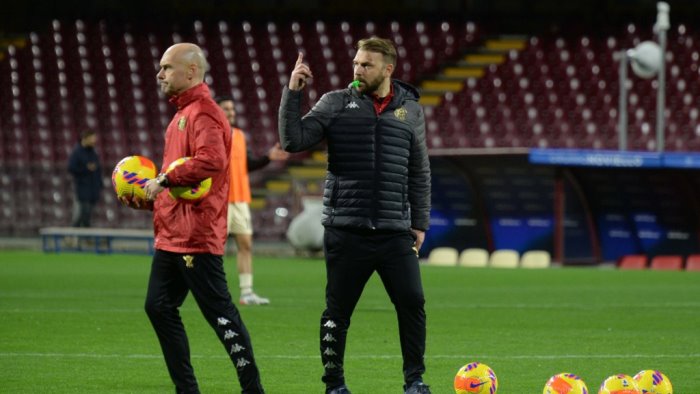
left=216, top=96, right=289, bottom=305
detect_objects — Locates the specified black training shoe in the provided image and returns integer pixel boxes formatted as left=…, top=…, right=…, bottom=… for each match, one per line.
left=326, top=384, right=351, bottom=394
left=404, top=380, right=431, bottom=394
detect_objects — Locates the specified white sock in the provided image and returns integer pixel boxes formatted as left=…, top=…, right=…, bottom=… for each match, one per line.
left=239, top=273, right=253, bottom=295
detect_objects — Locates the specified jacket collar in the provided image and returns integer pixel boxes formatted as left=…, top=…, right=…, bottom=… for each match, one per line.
left=371, top=83, right=395, bottom=115
left=169, top=83, right=211, bottom=110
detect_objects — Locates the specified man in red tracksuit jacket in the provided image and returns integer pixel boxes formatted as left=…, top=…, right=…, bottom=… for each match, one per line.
left=123, top=42, right=265, bottom=394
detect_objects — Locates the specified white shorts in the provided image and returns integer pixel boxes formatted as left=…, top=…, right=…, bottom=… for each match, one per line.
left=227, top=202, right=253, bottom=235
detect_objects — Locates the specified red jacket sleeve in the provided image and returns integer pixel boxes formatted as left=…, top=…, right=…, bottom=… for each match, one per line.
left=167, top=112, right=228, bottom=186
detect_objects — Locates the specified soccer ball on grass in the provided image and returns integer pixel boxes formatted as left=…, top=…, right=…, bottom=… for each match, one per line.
left=598, top=374, right=640, bottom=394
left=543, top=372, right=589, bottom=394
left=633, top=370, right=672, bottom=394
left=454, top=362, right=498, bottom=394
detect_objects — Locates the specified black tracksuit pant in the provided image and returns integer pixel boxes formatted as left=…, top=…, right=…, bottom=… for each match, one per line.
left=320, top=227, right=427, bottom=389
left=145, top=250, right=264, bottom=394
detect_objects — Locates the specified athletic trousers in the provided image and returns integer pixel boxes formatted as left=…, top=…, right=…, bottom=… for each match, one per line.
left=320, top=227, right=427, bottom=389
left=145, top=249, right=264, bottom=394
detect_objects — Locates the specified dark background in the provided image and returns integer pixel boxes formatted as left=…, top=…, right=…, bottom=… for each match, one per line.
left=1, top=0, right=694, bottom=36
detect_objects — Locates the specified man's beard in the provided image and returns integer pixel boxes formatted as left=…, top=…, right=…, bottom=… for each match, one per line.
left=358, top=74, right=385, bottom=95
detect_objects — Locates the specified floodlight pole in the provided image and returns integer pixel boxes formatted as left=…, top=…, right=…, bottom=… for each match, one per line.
left=655, top=2, right=670, bottom=152
left=618, top=52, right=629, bottom=151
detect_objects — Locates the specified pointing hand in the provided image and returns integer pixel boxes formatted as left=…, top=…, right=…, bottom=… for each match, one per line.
left=289, top=52, right=313, bottom=91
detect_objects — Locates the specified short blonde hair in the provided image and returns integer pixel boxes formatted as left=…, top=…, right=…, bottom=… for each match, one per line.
left=357, top=37, right=397, bottom=67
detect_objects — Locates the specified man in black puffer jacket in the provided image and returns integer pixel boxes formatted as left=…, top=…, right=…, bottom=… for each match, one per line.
left=278, top=37, right=431, bottom=394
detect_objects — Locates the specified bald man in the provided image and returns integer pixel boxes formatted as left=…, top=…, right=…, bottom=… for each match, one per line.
left=123, top=43, right=265, bottom=393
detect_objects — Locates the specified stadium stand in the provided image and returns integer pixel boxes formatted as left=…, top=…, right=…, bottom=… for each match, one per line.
left=425, top=23, right=700, bottom=152
left=0, top=19, right=478, bottom=238
left=8, top=20, right=700, bottom=159
left=4, top=16, right=700, bottom=266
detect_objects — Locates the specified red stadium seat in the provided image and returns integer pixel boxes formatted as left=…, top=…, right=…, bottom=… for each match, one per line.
left=649, top=255, right=683, bottom=271
left=685, top=255, right=700, bottom=271
left=618, top=254, right=647, bottom=270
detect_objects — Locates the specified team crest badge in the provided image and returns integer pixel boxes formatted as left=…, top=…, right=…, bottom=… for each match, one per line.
left=394, top=107, right=407, bottom=121
left=183, top=255, right=194, bottom=268
left=178, top=116, right=187, bottom=130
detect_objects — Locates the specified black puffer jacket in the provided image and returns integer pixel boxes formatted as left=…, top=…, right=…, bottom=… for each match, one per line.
left=278, top=80, right=431, bottom=231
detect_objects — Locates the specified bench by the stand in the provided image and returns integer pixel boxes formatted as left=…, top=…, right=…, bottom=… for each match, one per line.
left=39, top=227, right=154, bottom=255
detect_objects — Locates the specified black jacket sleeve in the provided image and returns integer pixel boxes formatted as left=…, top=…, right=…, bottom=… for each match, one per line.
left=278, top=86, right=339, bottom=152
left=246, top=146, right=271, bottom=172
left=408, top=105, right=431, bottom=231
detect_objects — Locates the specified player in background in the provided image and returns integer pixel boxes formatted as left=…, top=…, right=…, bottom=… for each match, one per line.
left=215, top=96, right=290, bottom=306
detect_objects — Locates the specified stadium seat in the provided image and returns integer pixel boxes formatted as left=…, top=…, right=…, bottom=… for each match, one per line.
left=649, top=255, right=683, bottom=271
left=489, top=249, right=519, bottom=268
left=427, top=247, right=459, bottom=266
left=520, top=250, right=551, bottom=269
left=618, top=254, right=648, bottom=270
left=458, top=248, right=489, bottom=267
left=685, top=254, right=700, bottom=271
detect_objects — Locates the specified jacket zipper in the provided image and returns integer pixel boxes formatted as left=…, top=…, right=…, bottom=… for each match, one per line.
left=371, top=115, right=380, bottom=229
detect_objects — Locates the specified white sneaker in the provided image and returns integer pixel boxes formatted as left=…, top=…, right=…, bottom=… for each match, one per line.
left=239, top=292, right=270, bottom=306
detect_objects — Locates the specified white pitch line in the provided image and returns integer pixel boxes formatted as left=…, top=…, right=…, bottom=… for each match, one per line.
left=1, top=352, right=699, bottom=361
left=2, top=301, right=700, bottom=314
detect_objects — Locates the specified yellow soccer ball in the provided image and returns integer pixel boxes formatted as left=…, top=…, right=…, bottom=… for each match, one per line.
left=112, top=155, right=157, bottom=199
left=598, top=374, right=641, bottom=394
left=165, top=157, right=212, bottom=202
left=543, top=373, right=589, bottom=394
left=633, top=370, right=672, bottom=394
left=454, top=362, right=498, bottom=394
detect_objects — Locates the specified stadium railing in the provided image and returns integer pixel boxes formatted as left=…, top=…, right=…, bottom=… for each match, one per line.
left=39, top=227, right=154, bottom=255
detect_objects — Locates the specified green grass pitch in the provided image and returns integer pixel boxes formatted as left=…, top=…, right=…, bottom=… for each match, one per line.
left=1, top=250, right=698, bottom=393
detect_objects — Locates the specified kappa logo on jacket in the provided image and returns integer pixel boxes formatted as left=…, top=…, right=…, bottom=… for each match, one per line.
left=345, top=101, right=360, bottom=109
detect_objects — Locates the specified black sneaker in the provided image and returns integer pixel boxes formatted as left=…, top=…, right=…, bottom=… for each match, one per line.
left=326, top=384, right=351, bottom=394
left=404, top=381, right=431, bottom=394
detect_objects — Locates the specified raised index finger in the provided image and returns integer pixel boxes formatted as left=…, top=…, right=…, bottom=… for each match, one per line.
left=295, top=52, right=304, bottom=66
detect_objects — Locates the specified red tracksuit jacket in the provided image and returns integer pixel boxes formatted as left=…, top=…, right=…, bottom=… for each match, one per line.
left=153, top=83, right=231, bottom=255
